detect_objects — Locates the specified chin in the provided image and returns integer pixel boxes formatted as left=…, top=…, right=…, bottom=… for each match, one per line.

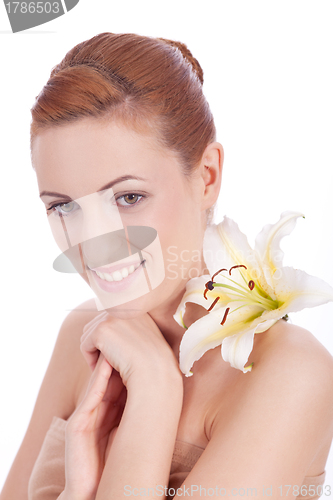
left=104, top=304, right=147, bottom=320
left=94, top=288, right=162, bottom=320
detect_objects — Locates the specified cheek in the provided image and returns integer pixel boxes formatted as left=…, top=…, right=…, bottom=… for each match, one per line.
left=157, top=180, right=201, bottom=229
left=155, top=203, right=203, bottom=282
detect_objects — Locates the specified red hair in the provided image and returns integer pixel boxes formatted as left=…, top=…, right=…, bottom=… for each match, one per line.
left=30, top=32, right=216, bottom=175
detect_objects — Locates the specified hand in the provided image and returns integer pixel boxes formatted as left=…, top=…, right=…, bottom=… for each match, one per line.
left=80, top=311, right=181, bottom=390
left=63, top=351, right=126, bottom=500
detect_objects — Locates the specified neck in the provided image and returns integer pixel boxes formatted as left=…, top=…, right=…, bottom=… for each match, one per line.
left=148, top=261, right=210, bottom=357
left=148, top=286, right=187, bottom=357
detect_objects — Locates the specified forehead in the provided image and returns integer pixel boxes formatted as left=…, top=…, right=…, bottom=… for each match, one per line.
left=32, top=118, right=180, bottom=198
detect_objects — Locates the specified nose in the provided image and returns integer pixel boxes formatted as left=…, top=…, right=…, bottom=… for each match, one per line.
left=67, top=192, right=124, bottom=247
left=52, top=229, right=128, bottom=273
left=82, top=229, right=130, bottom=268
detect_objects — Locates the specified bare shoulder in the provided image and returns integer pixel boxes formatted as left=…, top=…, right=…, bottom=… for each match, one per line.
left=203, top=319, right=333, bottom=476
left=29, top=295, right=103, bottom=422
left=0, top=298, right=101, bottom=500
left=48, top=297, right=103, bottom=411
left=177, top=321, right=333, bottom=487
left=252, top=319, right=333, bottom=383
left=244, top=320, right=333, bottom=422
left=25, top=297, right=104, bottom=418
left=198, top=319, right=333, bottom=399
left=205, top=319, right=333, bottom=415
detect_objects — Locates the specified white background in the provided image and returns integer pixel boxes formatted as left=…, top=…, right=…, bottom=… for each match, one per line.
left=1, top=0, right=332, bottom=491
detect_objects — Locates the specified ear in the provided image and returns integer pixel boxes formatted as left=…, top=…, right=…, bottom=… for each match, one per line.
left=199, top=142, right=224, bottom=210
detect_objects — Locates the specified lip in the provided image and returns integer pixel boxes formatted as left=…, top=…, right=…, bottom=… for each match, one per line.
left=88, top=260, right=141, bottom=274
left=88, top=260, right=145, bottom=293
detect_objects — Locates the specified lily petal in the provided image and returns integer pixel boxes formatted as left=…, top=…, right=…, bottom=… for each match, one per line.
left=179, top=310, right=230, bottom=377
left=221, top=328, right=256, bottom=373
left=173, top=274, right=236, bottom=328
left=222, top=316, right=281, bottom=372
left=204, top=217, right=276, bottom=300
left=176, top=211, right=333, bottom=375
left=173, top=275, right=215, bottom=327
left=254, top=318, right=279, bottom=333
left=203, top=221, right=238, bottom=274
left=179, top=304, right=264, bottom=376
left=272, top=266, right=333, bottom=313
left=255, top=211, right=304, bottom=286
left=204, top=217, right=254, bottom=275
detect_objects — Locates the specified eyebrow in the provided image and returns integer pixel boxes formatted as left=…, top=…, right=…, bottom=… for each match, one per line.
left=39, top=175, right=146, bottom=199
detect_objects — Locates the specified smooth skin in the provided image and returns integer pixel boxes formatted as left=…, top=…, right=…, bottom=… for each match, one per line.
left=1, top=118, right=333, bottom=499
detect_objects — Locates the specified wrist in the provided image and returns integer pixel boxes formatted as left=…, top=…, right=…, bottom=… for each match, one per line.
left=127, top=362, right=183, bottom=398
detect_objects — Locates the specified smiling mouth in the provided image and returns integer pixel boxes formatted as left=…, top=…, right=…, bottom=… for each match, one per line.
left=88, top=260, right=145, bottom=283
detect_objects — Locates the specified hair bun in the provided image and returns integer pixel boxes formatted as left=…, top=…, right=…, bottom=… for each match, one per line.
left=157, top=38, right=204, bottom=85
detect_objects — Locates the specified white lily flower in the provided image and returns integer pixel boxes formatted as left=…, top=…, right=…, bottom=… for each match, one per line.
left=174, top=211, right=333, bottom=376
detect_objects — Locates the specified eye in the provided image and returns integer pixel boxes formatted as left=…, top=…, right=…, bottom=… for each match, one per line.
left=59, top=201, right=75, bottom=212
left=47, top=201, right=79, bottom=217
left=116, top=194, right=143, bottom=207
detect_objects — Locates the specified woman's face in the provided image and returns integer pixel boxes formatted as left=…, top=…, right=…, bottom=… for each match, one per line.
left=32, top=118, right=211, bottom=318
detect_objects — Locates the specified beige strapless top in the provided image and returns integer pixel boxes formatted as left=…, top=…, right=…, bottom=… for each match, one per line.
left=28, top=416, right=326, bottom=500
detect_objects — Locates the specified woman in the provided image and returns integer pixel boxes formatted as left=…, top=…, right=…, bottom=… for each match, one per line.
left=1, top=32, right=333, bottom=500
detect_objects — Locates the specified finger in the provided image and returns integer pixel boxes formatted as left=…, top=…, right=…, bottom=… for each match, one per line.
left=81, top=311, right=109, bottom=343
left=82, top=310, right=108, bottom=335
left=80, top=313, right=111, bottom=371
left=84, top=352, right=106, bottom=393
left=102, top=369, right=125, bottom=405
left=100, top=382, right=127, bottom=435
left=80, top=342, right=100, bottom=372
left=80, top=324, right=105, bottom=371
left=79, top=353, right=113, bottom=416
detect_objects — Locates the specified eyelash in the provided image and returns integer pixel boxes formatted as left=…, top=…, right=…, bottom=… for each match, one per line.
left=47, top=193, right=145, bottom=217
left=116, top=193, right=144, bottom=208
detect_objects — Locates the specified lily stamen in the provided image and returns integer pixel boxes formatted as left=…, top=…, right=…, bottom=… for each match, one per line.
left=229, top=264, right=247, bottom=275
left=210, top=264, right=276, bottom=309
left=221, top=307, right=230, bottom=325
left=207, top=266, right=277, bottom=310
left=212, top=268, right=228, bottom=280
left=204, top=282, right=216, bottom=300
left=248, top=280, right=255, bottom=290
left=208, top=296, right=220, bottom=311
left=205, top=281, right=215, bottom=290
left=204, top=280, right=215, bottom=300
left=212, top=282, right=275, bottom=309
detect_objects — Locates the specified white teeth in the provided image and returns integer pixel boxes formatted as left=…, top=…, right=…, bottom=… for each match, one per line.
left=112, top=271, right=122, bottom=282
left=121, top=267, right=129, bottom=278
left=95, top=263, right=141, bottom=283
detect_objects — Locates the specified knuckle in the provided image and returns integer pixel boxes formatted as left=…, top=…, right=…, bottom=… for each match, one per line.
left=93, top=389, right=105, bottom=400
